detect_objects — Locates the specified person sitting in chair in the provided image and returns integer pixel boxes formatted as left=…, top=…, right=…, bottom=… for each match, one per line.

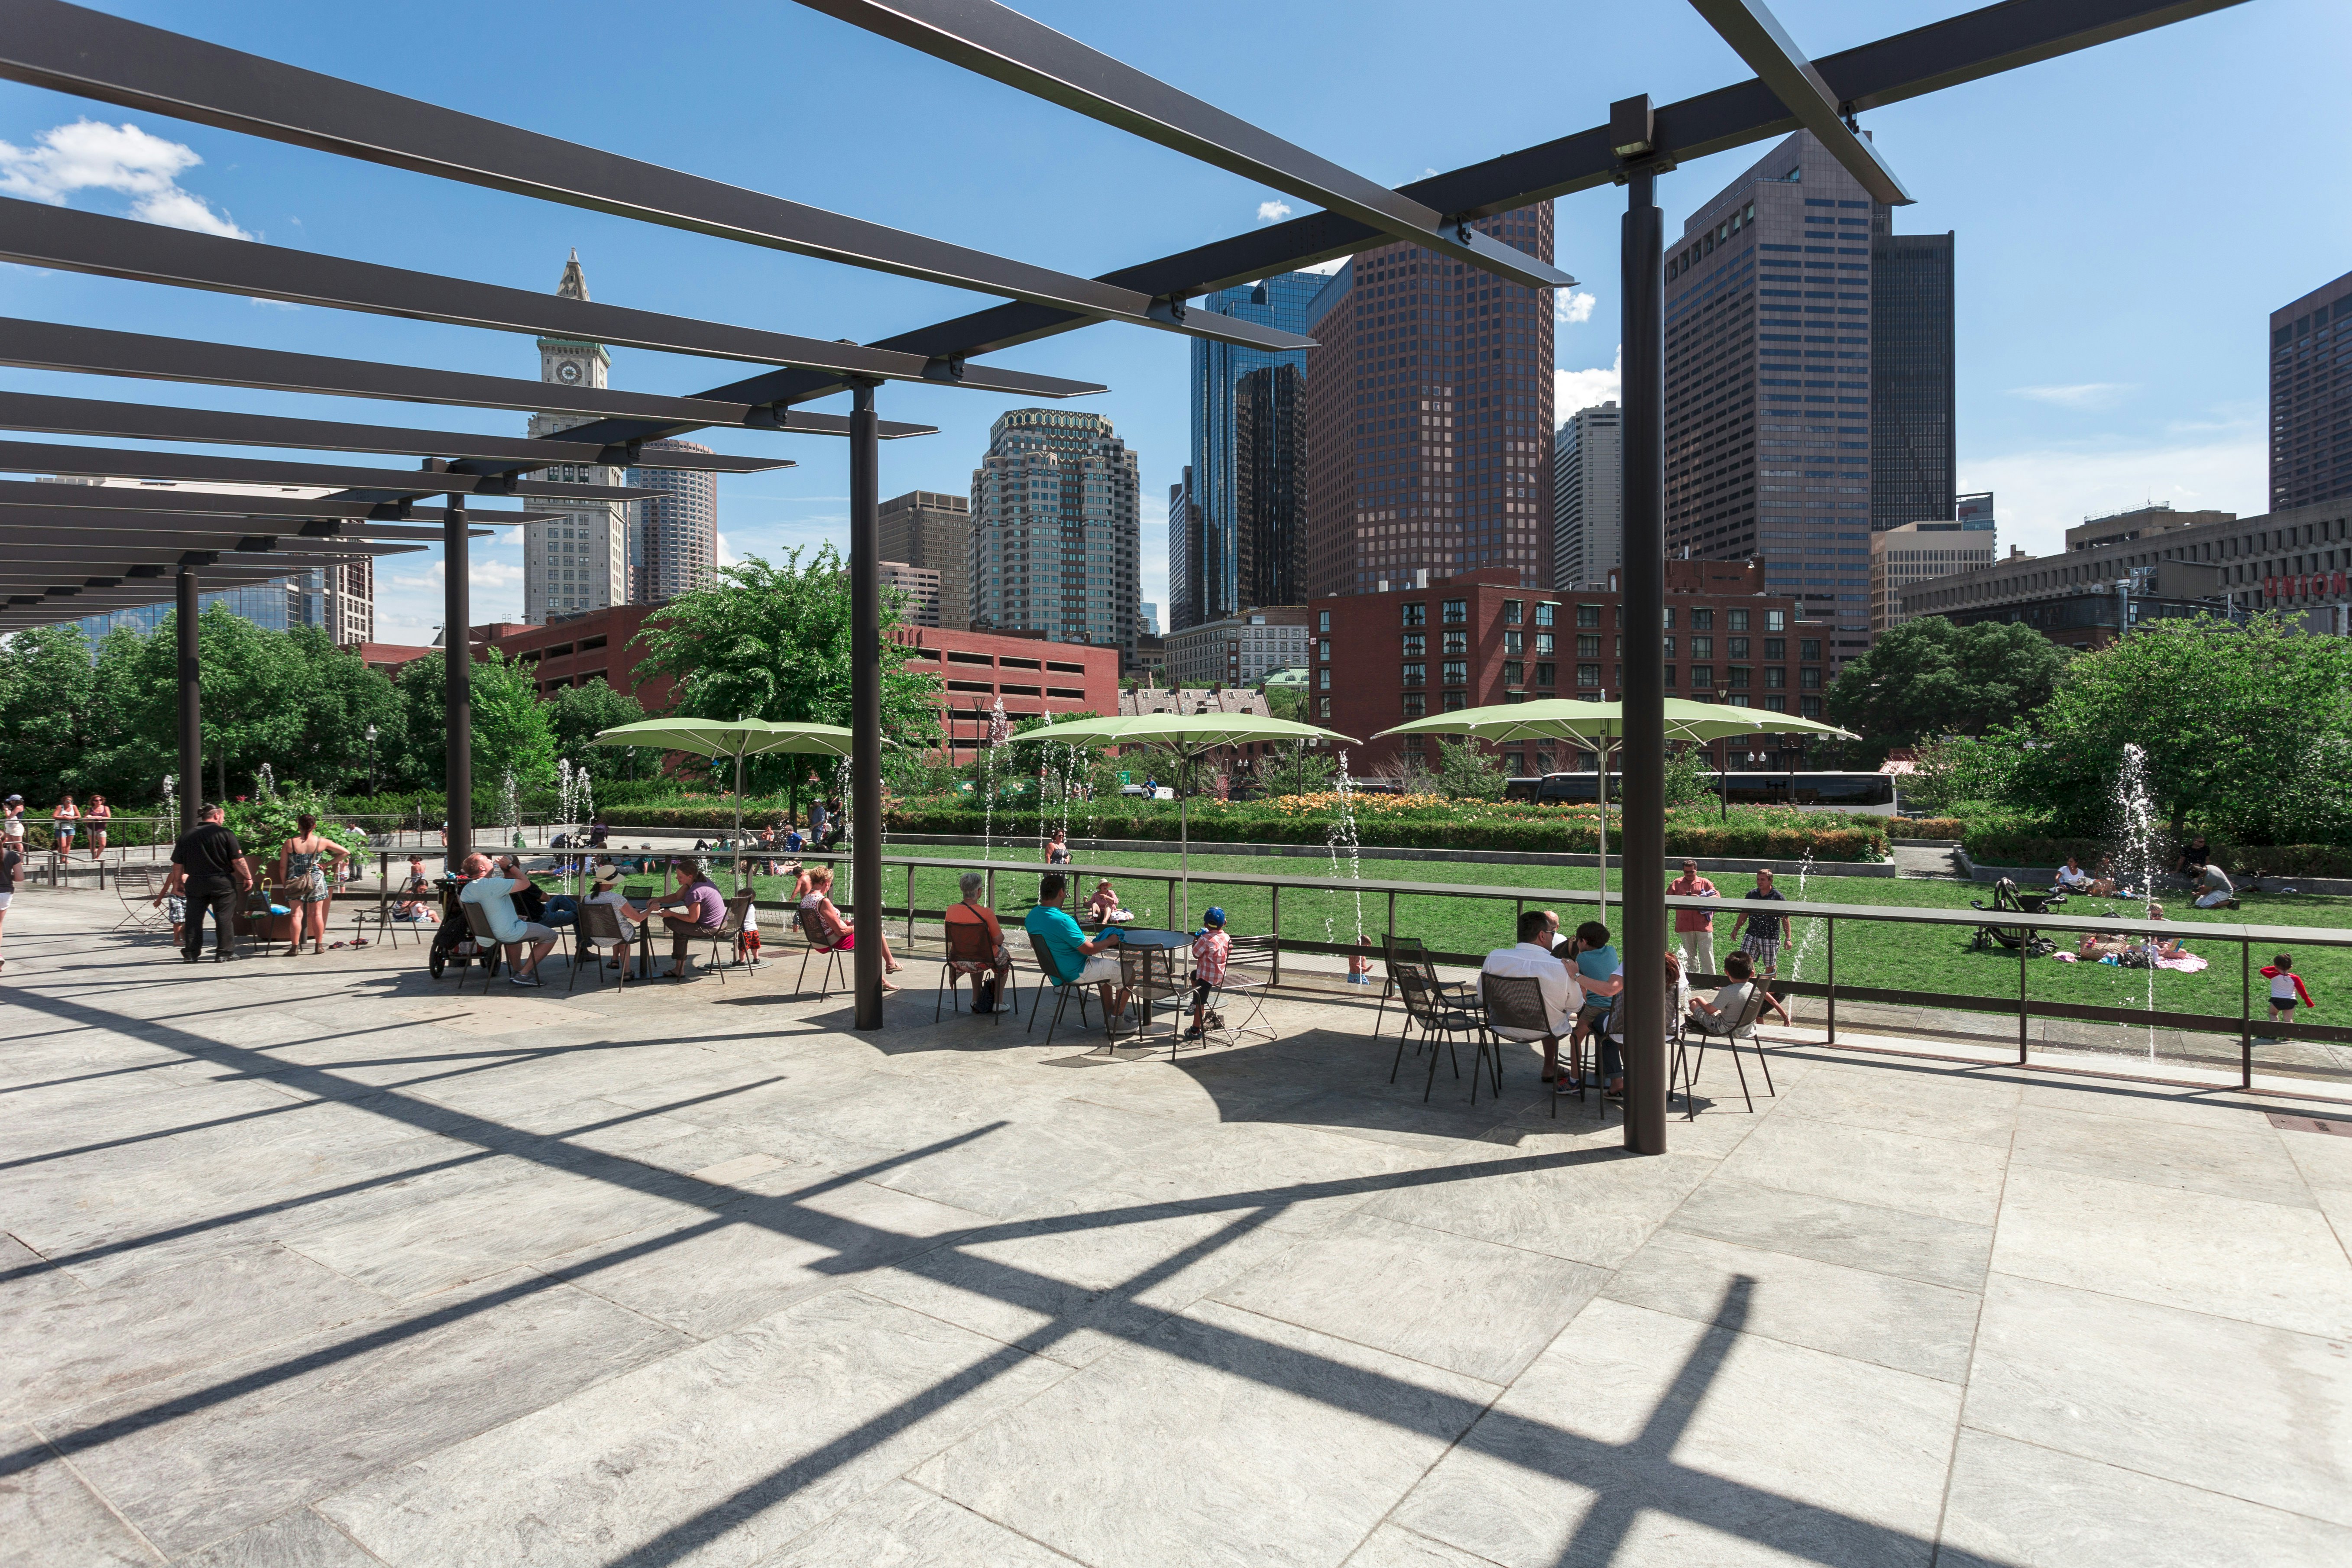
left=457, top=852, right=555, bottom=986
left=647, top=856, right=731, bottom=981
left=1023, top=871, right=1130, bottom=1027
left=586, top=868, right=645, bottom=972
left=797, top=864, right=902, bottom=988
left=393, top=856, right=437, bottom=922
left=1686, top=950, right=1792, bottom=1036
left=1481, top=908, right=1584, bottom=1085
left=944, top=871, right=1012, bottom=1013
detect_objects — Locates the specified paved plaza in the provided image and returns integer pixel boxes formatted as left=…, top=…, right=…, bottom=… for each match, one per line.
left=3, top=892, right=2350, bottom=1568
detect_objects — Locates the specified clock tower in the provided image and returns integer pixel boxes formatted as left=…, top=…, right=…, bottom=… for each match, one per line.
left=522, top=250, right=631, bottom=625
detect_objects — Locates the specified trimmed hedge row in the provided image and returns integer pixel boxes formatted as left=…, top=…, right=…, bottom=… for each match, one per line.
left=1961, top=832, right=2352, bottom=880
left=1884, top=817, right=1967, bottom=841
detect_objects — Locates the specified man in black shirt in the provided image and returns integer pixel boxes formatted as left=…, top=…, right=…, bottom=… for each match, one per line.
left=169, top=803, right=253, bottom=962
left=0, top=830, right=20, bottom=973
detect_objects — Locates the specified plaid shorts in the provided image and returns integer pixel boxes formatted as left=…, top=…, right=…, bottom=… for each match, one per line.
left=1741, top=931, right=1782, bottom=970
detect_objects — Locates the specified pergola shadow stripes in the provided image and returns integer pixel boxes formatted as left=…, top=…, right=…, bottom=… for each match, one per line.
left=0, top=0, right=2243, bottom=1133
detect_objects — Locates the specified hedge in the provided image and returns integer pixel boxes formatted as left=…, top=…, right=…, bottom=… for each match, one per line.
left=1962, top=832, right=2352, bottom=881
left=1884, top=817, right=1967, bottom=841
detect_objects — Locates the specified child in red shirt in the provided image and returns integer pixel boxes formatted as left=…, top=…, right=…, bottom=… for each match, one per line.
left=1185, top=907, right=1230, bottom=1041
left=2261, top=952, right=2316, bottom=1034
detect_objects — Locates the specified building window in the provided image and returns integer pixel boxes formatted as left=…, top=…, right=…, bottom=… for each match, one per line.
left=1504, top=661, right=1525, bottom=687
left=1443, top=629, right=1468, bottom=655
left=1766, top=609, right=1786, bottom=632
left=1503, top=600, right=1524, bottom=624
left=1442, top=691, right=1467, bottom=711
left=1577, top=603, right=1601, bottom=628
left=1317, top=668, right=1331, bottom=690
left=1536, top=662, right=1555, bottom=686
left=1765, top=694, right=1788, bottom=712
left=1318, top=610, right=1330, bottom=632
left=1693, top=609, right=1715, bottom=631
left=1403, top=632, right=1425, bottom=657
left=1729, top=609, right=1750, bottom=632
left=1577, top=664, right=1601, bottom=688
left=1764, top=666, right=1787, bottom=689
left=1504, top=629, right=1524, bottom=654
left=1800, top=667, right=1823, bottom=690
left=1319, top=697, right=1332, bottom=719
left=1442, top=598, right=1467, bottom=624
left=1403, top=693, right=1427, bottom=717
left=1536, top=632, right=1555, bottom=655
left=1800, top=638, right=1822, bottom=661
left=1763, top=638, right=1785, bottom=660
left=1577, top=635, right=1601, bottom=658
left=1403, top=602, right=1427, bottom=627
left=1663, top=607, right=1677, bottom=629
left=1506, top=752, right=1526, bottom=774
left=1319, top=639, right=1331, bottom=662
left=1402, top=661, right=1425, bottom=687
left=1662, top=665, right=1676, bottom=687
left=1727, top=693, right=1752, bottom=707
left=1535, top=750, right=1555, bottom=772
left=1535, top=603, right=1555, bottom=627
left=1728, top=666, right=1752, bottom=688
left=1691, top=636, right=1713, bottom=659
left=1691, top=667, right=1714, bottom=688
left=1662, top=635, right=1675, bottom=658
left=1442, top=659, right=1468, bottom=687
left=1727, top=637, right=1749, bottom=658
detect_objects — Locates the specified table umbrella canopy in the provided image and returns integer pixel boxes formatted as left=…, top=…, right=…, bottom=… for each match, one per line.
left=1017, top=710, right=1361, bottom=930
left=591, top=717, right=858, bottom=841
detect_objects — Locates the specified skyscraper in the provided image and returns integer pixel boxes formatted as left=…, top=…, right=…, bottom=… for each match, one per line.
left=626, top=438, right=718, bottom=604
left=1176, top=273, right=1320, bottom=632
left=1302, top=208, right=1558, bottom=599
left=1553, top=400, right=1623, bottom=588
left=1871, top=231, right=1957, bottom=531
left=878, top=490, right=975, bottom=630
left=523, top=251, right=630, bottom=625
left=1665, top=128, right=1930, bottom=659
left=2270, top=269, right=2352, bottom=511
left=969, top=408, right=1141, bottom=659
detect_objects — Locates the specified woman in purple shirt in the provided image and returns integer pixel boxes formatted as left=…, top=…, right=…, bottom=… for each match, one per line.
left=651, top=857, right=730, bottom=980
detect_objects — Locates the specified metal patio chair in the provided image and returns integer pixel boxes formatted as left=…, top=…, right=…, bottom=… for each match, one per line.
left=1476, top=971, right=1555, bottom=1111
left=1390, top=967, right=1482, bottom=1101
left=1673, top=982, right=1778, bottom=1118
left=570, top=899, right=631, bottom=994
left=937, top=915, right=1017, bottom=1024
left=1196, top=932, right=1280, bottom=1050
left=456, top=901, right=508, bottom=992
left=1025, top=932, right=1095, bottom=1048
left=794, top=904, right=848, bottom=998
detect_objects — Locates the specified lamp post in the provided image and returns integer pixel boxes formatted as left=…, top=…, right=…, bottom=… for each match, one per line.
left=364, top=723, right=378, bottom=796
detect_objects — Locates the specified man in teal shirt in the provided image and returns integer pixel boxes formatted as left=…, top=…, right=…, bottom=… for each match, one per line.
left=1024, top=872, right=1133, bottom=1027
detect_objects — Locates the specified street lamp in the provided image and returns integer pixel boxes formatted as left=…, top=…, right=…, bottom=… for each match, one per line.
left=364, top=723, right=378, bottom=796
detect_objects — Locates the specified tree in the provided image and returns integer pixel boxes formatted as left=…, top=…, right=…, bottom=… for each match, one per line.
left=1257, top=742, right=1335, bottom=797
left=1825, top=617, right=2070, bottom=755
left=393, top=648, right=557, bottom=798
left=0, top=623, right=100, bottom=807
left=1990, top=613, right=2352, bottom=843
left=544, top=678, right=645, bottom=782
left=633, top=546, right=942, bottom=794
left=1434, top=738, right=1509, bottom=801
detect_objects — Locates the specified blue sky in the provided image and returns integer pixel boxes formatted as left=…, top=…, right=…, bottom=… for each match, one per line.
left=2, top=0, right=2343, bottom=644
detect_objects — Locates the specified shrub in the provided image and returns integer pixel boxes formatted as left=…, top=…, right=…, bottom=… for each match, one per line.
left=1885, top=817, right=1968, bottom=840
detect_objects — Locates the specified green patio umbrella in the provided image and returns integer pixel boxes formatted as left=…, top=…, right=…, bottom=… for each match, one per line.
left=1027, top=710, right=1360, bottom=930
left=590, top=717, right=856, bottom=843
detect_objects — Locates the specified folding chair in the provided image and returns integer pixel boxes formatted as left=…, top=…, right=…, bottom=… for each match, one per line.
left=1376, top=934, right=1474, bottom=1039
left=685, top=893, right=754, bottom=985
left=1197, top=933, right=1280, bottom=1050
left=111, top=864, right=168, bottom=933
left=570, top=900, right=630, bottom=994
left=1118, top=942, right=1190, bottom=1059
left=1476, top=972, right=1557, bottom=1110
left=1672, top=984, right=1777, bottom=1118
left=457, top=902, right=508, bottom=993
left=937, top=916, right=1016, bottom=1023
left=1389, top=969, right=1482, bottom=1101
left=794, top=905, right=848, bottom=998
left=1025, top=932, right=1095, bottom=1048
left=236, top=882, right=292, bottom=958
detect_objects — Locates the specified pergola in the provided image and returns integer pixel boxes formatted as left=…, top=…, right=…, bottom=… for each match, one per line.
left=0, top=0, right=2241, bottom=1145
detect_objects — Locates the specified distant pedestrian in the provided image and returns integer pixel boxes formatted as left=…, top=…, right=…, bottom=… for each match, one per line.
left=1668, top=858, right=1718, bottom=976
left=51, top=793, right=79, bottom=857
left=1046, top=827, right=1072, bottom=865
left=277, top=813, right=350, bottom=956
left=84, top=794, right=110, bottom=862
left=2, top=794, right=23, bottom=854
left=807, top=797, right=830, bottom=846
left=0, top=826, right=20, bottom=972
left=1728, top=868, right=1788, bottom=978
left=2262, top=951, right=2316, bottom=1036
left=169, top=803, right=253, bottom=963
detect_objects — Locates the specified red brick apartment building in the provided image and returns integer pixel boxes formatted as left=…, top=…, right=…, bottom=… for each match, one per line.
left=1309, top=561, right=1827, bottom=775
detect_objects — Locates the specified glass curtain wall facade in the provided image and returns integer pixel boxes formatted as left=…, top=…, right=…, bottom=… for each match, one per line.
left=969, top=408, right=1142, bottom=660
left=1302, top=209, right=1558, bottom=599
left=1870, top=232, right=1957, bottom=531
left=1176, top=273, right=1321, bottom=632
left=625, top=438, right=719, bottom=604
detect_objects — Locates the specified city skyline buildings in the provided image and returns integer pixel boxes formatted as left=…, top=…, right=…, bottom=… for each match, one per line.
left=969, top=408, right=1142, bottom=662
left=2271, top=268, right=2352, bottom=513
left=523, top=251, right=630, bottom=626
left=878, top=490, right=976, bottom=631
left=625, top=438, right=718, bottom=605
left=1552, top=400, right=1622, bottom=589
left=1174, top=272, right=1319, bottom=633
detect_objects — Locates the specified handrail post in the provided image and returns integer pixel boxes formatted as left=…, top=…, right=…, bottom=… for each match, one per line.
left=2242, top=938, right=2253, bottom=1090
left=2017, top=932, right=2029, bottom=1065
left=1269, top=884, right=1281, bottom=986
left=1825, top=915, right=1836, bottom=1045
left=906, top=862, right=917, bottom=946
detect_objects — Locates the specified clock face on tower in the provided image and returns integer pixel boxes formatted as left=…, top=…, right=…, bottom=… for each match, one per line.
left=557, top=361, right=582, bottom=384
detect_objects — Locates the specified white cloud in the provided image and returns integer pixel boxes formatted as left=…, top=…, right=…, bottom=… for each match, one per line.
left=1964, top=431, right=2264, bottom=559
left=1256, top=199, right=1293, bottom=224
left=0, top=119, right=252, bottom=239
left=2009, top=382, right=2133, bottom=409
left=249, top=297, right=300, bottom=311
left=1555, top=346, right=1621, bottom=415
left=1554, top=290, right=1597, bottom=326
left=717, top=531, right=739, bottom=568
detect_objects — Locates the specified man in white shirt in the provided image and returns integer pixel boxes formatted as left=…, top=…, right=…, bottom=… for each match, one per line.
left=1481, top=909, right=1584, bottom=1083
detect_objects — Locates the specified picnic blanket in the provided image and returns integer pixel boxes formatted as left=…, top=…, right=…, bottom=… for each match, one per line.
left=2050, top=950, right=2209, bottom=973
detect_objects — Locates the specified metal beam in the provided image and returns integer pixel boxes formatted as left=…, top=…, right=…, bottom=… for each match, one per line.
left=1685, top=0, right=1911, bottom=204
left=0, top=390, right=804, bottom=471
left=175, top=566, right=198, bottom=832
left=795, top=0, right=1571, bottom=291
left=0, top=514, right=486, bottom=544
left=0, top=198, right=1107, bottom=400
left=0, top=479, right=545, bottom=525
left=0, top=317, right=914, bottom=439
left=0, top=437, right=664, bottom=502
left=0, top=0, right=1310, bottom=355
left=564, top=0, right=2236, bottom=438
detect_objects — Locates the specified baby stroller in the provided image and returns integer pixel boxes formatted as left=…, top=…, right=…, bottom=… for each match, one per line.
left=1970, top=878, right=2065, bottom=956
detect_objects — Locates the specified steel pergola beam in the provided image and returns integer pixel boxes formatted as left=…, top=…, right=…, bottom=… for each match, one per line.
left=0, top=477, right=544, bottom=525
left=0, top=317, right=894, bottom=440
left=0, top=199, right=1108, bottom=401
left=794, top=0, right=1572, bottom=292
left=543, top=0, right=2237, bottom=443
left=0, top=0, right=1306, bottom=355
left=0, top=391, right=807, bottom=473
left=0, top=437, right=663, bottom=502
left=1684, top=0, right=1911, bottom=204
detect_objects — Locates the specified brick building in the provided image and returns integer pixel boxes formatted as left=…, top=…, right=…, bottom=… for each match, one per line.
left=1309, top=562, right=1822, bottom=775
left=1161, top=606, right=1312, bottom=688
left=492, top=605, right=678, bottom=713
left=895, top=624, right=1121, bottom=761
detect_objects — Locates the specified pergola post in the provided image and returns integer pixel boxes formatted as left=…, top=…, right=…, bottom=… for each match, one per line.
left=443, top=488, right=471, bottom=875
left=1615, top=100, right=1669, bottom=1157
left=849, top=381, right=884, bottom=1028
left=174, top=565, right=200, bottom=831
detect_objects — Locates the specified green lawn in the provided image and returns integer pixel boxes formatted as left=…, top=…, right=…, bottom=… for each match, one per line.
left=673, top=842, right=2352, bottom=1028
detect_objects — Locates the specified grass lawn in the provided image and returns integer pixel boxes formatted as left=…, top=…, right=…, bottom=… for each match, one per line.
left=659, top=842, right=2352, bottom=1029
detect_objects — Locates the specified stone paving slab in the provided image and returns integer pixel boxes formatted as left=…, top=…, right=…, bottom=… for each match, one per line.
left=3, top=892, right=2350, bottom=1566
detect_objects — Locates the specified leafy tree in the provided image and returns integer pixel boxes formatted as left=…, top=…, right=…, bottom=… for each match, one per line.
left=632, top=546, right=942, bottom=794
left=544, top=678, right=646, bottom=782
left=1825, top=617, right=2070, bottom=755
left=1662, top=743, right=1717, bottom=811
left=1263, top=684, right=1306, bottom=722
left=0, top=622, right=100, bottom=807
left=1257, top=742, right=1335, bottom=797
left=1989, top=613, right=2352, bottom=843
left=1435, top=738, right=1508, bottom=801
left=393, top=648, right=557, bottom=797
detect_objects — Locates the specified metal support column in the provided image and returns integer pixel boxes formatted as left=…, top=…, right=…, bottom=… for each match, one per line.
left=1616, top=102, right=1669, bottom=1157
left=849, top=382, right=885, bottom=1029
left=174, top=565, right=200, bottom=832
left=443, top=487, right=471, bottom=875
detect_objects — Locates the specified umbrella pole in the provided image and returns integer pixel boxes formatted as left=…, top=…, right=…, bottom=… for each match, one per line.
left=733, top=748, right=744, bottom=849
left=1180, top=752, right=1190, bottom=932
left=1598, top=742, right=1611, bottom=924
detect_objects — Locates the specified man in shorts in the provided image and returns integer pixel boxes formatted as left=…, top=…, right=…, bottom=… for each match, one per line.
left=457, top=852, right=556, bottom=985
left=1727, top=867, right=1788, bottom=979
left=1023, top=872, right=1132, bottom=1027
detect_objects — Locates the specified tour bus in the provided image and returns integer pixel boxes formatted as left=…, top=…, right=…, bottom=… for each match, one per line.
left=1502, top=771, right=1898, bottom=812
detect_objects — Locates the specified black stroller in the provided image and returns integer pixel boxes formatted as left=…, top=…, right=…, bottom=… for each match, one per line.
left=427, top=876, right=499, bottom=982
left=1970, top=878, right=2066, bottom=956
